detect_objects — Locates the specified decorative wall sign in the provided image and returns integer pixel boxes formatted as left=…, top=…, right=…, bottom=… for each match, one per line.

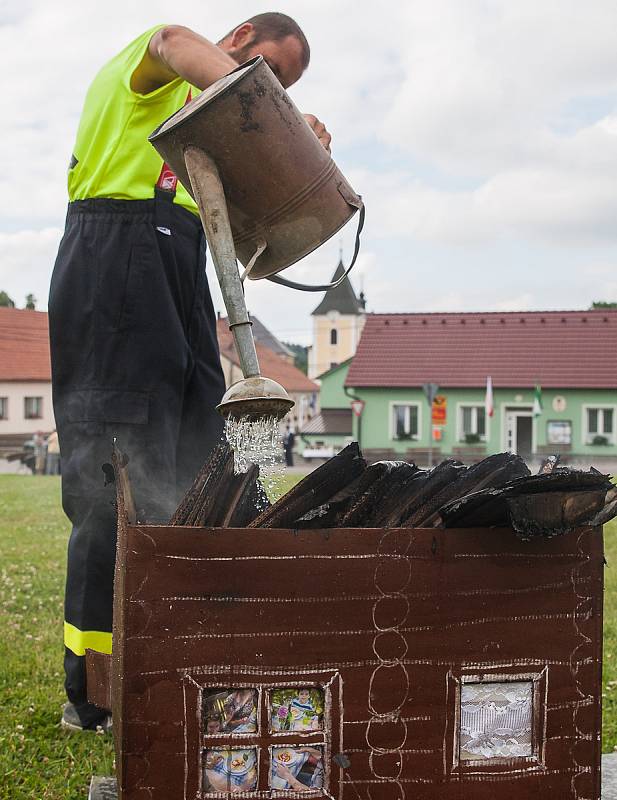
left=432, top=395, right=447, bottom=425
left=552, top=396, right=567, bottom=413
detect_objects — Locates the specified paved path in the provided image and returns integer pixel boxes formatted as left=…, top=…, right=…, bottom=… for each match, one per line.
left=605, top=753, right=617, bottom=798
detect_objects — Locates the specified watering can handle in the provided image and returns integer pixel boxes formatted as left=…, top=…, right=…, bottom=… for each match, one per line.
left=266, top=191, right=365, bottom=293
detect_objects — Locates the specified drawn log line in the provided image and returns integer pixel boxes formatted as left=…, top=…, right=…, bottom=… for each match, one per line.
left=153, top=576, right=593, bottom=604
left=128, top=610, right=587, bottom=642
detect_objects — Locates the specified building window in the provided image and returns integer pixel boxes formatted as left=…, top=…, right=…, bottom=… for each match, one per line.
left=547, top=420, right=572, bottom=445
left=458, top=405, right=486, bottom=441
left=392, top=403, right=420, bottom=440
left=24, top=396, right=43, bottom=420
left=0, top=397, right=7, bottom=420
left=330, top=328, right=338, bottom=345
left=585, top=406, right=615, bottom=445
left=201, top=685, right=328, bottom=795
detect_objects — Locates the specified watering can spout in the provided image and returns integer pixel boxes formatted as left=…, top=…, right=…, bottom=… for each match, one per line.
left=217, top=377, right=295, bottom=421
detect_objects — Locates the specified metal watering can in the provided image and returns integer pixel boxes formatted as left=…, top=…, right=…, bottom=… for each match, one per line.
left=149, top=55, right=364, bottom=420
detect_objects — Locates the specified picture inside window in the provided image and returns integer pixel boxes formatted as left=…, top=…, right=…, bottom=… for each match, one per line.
left=393, top=404, right=418, bottom=439
left=271, top=745, right=324, bottom=791
left=203, top=688, right=258, bottom=735
left=203, top=748, right=258, bottom=793
left=460, top=681, right=533, bottom=761
left=270, top=687, right=324, bottom=732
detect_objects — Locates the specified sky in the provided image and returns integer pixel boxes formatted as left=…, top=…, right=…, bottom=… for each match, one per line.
left=1, top=0, right=617, bottom=345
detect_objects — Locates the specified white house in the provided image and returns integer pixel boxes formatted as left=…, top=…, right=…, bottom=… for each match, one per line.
left=0, top=307, right=55, bottom=454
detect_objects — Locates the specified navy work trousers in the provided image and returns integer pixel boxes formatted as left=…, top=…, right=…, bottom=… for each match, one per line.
left=48, top=191, right=225, bottom=727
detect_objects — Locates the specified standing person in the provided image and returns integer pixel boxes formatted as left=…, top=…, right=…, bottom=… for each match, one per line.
left=49, top=15, right=331, bottom=731
left=45, top=429, right=61, bottom=475
left=283, top=424, right=296, bottom=467
left=33, top=431, right=46, bottom=475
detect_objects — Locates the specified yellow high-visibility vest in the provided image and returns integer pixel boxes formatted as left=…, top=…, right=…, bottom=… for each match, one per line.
left=68, top=25, right=198, bottom=216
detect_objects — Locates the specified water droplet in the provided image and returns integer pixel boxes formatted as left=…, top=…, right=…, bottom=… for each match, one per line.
left=223, top=416, right=285, bottom=502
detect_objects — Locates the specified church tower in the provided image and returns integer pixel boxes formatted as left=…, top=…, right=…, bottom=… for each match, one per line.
left=307, top=258, right=366, bottom=379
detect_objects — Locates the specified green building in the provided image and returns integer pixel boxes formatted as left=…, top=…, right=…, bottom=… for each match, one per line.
left=303, top=310, right=617, bottom=468
left=300, top=359, right=353, bottom=458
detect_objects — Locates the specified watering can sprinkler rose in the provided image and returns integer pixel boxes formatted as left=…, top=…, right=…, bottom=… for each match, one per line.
left=150, top=55, right=364, bottom=421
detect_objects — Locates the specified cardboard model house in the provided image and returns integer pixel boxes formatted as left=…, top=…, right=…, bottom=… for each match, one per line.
left=88, top=463, right=604, bottom=800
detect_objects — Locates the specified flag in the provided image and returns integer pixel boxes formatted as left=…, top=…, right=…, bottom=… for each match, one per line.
left=485, top=376, right=494, bottom=418
left=533, top=384, right=543, bottom=417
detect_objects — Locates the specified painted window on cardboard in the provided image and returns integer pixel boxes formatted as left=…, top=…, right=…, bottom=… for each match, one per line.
left=460, top=680, right=533, bottom=760
left=201, top=685, right=327, bottom=795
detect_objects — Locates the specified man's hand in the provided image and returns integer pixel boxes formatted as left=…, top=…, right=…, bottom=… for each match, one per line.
left=303, top=114, right=332, bottom=153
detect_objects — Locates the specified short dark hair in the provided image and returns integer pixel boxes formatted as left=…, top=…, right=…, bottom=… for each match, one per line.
left=226, top=12, right=310, bottom=70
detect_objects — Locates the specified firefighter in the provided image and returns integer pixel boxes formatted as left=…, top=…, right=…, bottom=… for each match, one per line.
left=49, top=13, right=330, bottom=731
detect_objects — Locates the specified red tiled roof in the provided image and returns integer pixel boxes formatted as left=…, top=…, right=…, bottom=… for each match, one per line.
left=217, top=319, right=319, bottom=393
left=346, top=310, right=617, bottom=389
left=0, top=308, right=51, bottom=381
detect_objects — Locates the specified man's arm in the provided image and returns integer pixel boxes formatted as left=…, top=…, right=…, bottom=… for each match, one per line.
left=131, top=26, right=238, bottom=94
left=131, top=25, right=332, bottom=152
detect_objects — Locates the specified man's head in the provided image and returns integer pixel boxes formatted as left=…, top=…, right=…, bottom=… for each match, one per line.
left=219, top=12, right=309, bottom=89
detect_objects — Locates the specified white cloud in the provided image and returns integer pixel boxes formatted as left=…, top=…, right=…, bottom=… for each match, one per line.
left=1, top=0, right=617, bottom=329
left=0, top=228, right=63, bottom=309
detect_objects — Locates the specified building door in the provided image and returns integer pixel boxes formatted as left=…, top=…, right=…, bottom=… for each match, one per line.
left=505, top=408, right=533, bottom=457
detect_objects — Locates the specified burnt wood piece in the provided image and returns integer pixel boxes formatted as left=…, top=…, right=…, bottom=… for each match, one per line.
left=248, top=442, right=367, bottom=528
left=416, top=452, right=530, bottom=528
left=186, top=449, right=235, bottom=526
left=507, top=490, right=607, bottom=539
left=366, top=468, right=428, bottom=527
left=590, top=487, right=617, bottom=527
left=440, top=467, right=614, bottom=529
left=538, top=454, right=560, bottom=474
left=169, top=441, right=233, bottom=525
left=227, top=467, right=271, bottom=527
left=379, top=459, right=465, bottom=528
left=340, top=461, right=419, bottom=527
left=506, top=468, right=614, bottom=496
left=299, top=463, right=411, bottom=529
left=440, top=486, right=512, bottom=528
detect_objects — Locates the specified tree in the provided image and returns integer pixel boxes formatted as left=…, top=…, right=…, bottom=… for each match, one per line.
left=0, top=291, right=15, bottom=307
left=590, top=301, right=617, bottom=309
left=284, top=342, right=308, bottom=374
left=24, top=294, right=36, bottom=310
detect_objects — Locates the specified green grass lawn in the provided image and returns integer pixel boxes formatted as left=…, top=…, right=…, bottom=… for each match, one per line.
left=0, top=474, right=616, bottom=798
